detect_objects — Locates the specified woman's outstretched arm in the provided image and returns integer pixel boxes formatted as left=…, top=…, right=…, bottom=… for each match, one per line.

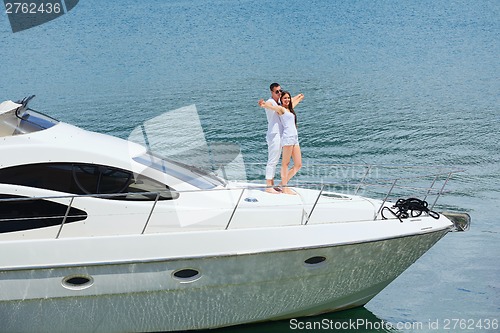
left=292, top=93, right=304, bottom=108
left=258, top=99, right=285, bottom=115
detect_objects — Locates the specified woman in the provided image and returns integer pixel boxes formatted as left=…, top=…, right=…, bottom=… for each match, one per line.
left=258, top=91, right=304, bottom=194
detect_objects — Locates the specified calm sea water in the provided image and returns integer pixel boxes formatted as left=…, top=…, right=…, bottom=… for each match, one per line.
left=1, top=0, right=499, bottom=332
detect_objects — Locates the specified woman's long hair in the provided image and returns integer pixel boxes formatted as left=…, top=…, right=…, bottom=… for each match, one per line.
left=280, top=91, right=297, bottom=127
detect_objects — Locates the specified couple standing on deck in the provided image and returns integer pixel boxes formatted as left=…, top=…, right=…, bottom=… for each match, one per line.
left=258, top=83, right=304, bottom=195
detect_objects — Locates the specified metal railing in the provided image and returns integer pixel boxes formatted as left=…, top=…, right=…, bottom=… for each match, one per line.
left=0, top=164, right=464, bottom=238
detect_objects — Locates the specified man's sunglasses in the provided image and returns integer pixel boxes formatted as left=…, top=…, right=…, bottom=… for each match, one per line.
left=274, top=89, right=282, bottom=94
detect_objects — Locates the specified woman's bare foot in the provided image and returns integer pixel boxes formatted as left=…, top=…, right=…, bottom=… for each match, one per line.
left=266, top=187, right=281, bottom=194
left=282, top=187, right=297, bottom=195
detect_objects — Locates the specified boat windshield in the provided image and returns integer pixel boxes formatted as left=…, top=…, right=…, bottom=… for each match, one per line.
left=134, top=153, right=226, bottom=190
left=0, top=107, right=59, bottom=137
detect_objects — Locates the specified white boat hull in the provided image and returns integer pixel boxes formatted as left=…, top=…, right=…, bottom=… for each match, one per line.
left=0, top=222, right=449, bottom=332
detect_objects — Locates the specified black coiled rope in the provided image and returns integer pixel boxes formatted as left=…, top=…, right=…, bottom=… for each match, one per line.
left=381, top=198, right=440, bottom=222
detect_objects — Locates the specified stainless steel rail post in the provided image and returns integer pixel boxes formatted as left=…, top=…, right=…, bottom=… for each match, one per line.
left=430, top=172, right=452, bottom=210
left=56, top=197, right=74, bottom=239
left=374, top=179, right=397, bottom=220
left=355, top=165, right=372, bottom=195
left=305, top=184, right=325, bottom=225
left=142, top=192, right=160, bottom=234
left=225, top=188, right=245, bottom=230
left=423, top=175, right=438, bottom=202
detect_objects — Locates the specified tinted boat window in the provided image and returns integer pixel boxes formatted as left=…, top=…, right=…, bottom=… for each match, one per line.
left=0, top=163, right=178, bottom=200
left=0, top=194, right=87, bottom=233
left=134, top=154, right=225, bottom=189
left=20, top=109, right=58, bottom=130
left=96, top=167, right=132, bottom=194
left=10, top=109, right=59, bottom=135
left=72, top=165, right=132, bottom=195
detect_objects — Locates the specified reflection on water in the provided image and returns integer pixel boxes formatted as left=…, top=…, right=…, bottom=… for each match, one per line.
left=170, top=307, right=399, bottom=333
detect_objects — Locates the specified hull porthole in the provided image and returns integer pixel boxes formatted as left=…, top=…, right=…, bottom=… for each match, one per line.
left=172, top=268, right=201, bottom=283
left=304, top=256, right=327, bottom=267
left=61, top=275, right=94, bottom=290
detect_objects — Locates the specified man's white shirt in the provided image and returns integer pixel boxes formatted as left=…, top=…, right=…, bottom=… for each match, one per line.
left=265, top=98, right=282, bottom=137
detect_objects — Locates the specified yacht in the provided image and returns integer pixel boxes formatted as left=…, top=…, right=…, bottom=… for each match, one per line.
left=0, top=97, right=470, bottom=332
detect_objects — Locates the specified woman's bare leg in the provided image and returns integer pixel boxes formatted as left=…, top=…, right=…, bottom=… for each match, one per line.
left=281, top=146, right=293, bottom=192
left=285, top=145, right=302, bottom=184
left=282, top=145, right=299, bottom=195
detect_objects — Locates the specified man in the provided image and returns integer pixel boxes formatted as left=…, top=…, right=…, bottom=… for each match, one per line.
left=263, top=83, right=283, bottom=193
